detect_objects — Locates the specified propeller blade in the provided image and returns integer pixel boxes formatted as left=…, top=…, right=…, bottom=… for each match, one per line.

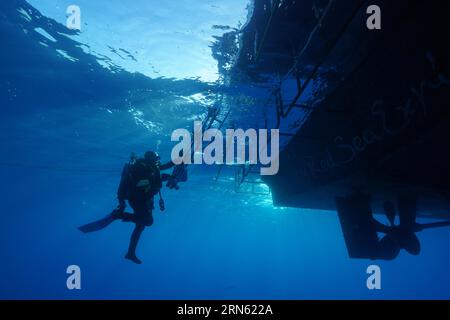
left=397, top=194, right=418, bottom=230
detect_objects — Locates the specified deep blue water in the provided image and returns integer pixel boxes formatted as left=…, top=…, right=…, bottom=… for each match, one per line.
left=1, top=0, right=450, bottom=299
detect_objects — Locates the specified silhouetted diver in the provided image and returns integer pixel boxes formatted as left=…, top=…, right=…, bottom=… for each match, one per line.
left=79, top=151, right=187, bottom=264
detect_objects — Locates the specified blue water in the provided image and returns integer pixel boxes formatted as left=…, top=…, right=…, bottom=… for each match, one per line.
left=2, top=0, right=450, bottom=299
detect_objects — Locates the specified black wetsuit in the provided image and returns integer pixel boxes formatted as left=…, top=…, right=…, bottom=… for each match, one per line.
left=117, top=159, right=174, bottom=226
left=78, top=157, right=176, bottom=263
left=116, top=158, right=174, bottom=263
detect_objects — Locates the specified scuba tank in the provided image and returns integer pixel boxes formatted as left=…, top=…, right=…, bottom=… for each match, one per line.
left=128, top=151, right=166, bottom=211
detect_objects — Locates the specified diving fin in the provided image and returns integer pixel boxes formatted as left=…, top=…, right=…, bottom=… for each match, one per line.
left=78, top=211, right=118, bottom=234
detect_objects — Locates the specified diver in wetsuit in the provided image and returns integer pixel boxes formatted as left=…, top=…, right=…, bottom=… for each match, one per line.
left=116, top=151, right=176, bottom=264
left=79, top=151, right=186, bottom=264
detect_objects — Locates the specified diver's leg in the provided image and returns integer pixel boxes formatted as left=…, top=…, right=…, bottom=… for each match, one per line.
left=120, top=212, right=137, bottom=223
left=125, top=224, right=146, bottom=264
left=124, top=197, right=153, bottom=264
left=120, top=197, right=140, bottom=223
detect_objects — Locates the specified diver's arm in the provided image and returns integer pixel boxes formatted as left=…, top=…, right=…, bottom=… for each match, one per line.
left=159, top=161, right=176, bottom=171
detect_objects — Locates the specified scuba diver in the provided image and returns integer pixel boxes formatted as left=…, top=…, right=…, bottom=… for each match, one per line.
left=79, top=151, right=187, bottom=264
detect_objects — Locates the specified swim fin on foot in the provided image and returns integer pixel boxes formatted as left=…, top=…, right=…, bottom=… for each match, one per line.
left=78, top=211, right=119, bottom=233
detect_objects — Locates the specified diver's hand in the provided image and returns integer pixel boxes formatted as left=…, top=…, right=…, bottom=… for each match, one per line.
left=166, top=176, right=180, bottom=190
